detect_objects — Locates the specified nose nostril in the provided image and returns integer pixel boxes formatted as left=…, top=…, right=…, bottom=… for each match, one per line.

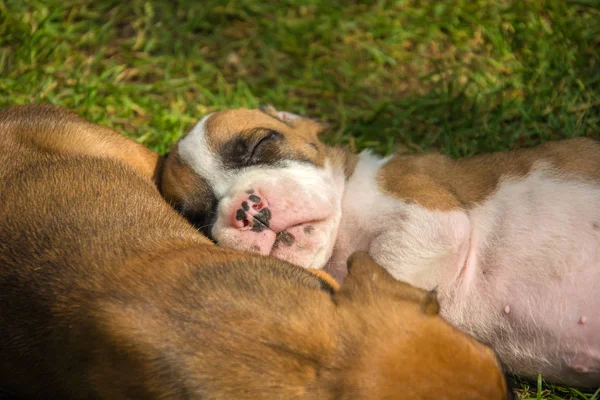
left=243, top=219, right=250, bottom=228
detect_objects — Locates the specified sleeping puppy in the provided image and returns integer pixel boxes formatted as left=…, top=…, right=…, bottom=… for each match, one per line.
left=0, top=105, right=510, bottom=399
left=162, top=106, right=600, bottom=388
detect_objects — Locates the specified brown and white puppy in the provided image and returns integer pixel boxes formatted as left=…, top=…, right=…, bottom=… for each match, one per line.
left=0, top=105, right=510, bottom=399
left=162, top=106, right=600, bottom=388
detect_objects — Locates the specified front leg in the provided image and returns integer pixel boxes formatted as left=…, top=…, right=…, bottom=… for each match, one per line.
left=370, top=206, right=472, bottom=291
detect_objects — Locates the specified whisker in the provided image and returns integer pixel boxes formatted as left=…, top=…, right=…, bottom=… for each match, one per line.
left=195, top=224, right=214, bottom=231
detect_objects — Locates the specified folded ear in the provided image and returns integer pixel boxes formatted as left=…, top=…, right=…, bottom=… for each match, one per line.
left=258, top=104, right=328, bottom=135
left=258, top=104, right=283, bottom=119
left=340, top=252, right=440, bottom=315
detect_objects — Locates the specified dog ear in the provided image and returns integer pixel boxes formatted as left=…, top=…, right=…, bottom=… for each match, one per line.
left=339, top=252, right=440, bottom=315
left=258, top=104, right=329, bottom=135
left=160, top=148, right=218, bottom=239
left=258, top=104, right=281, bottom=119
left=259, top=104, right=304, bottom=122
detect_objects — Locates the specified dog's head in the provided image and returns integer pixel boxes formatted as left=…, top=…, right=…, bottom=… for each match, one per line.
left=327, top=252, right=513, bottom=399
left=162, top=106, right=351, bottom=269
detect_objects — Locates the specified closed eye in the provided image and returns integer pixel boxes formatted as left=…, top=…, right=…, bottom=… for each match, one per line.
left=220, top=129, right=284, bottom=169
left=249, top=129, right=282, bottom=163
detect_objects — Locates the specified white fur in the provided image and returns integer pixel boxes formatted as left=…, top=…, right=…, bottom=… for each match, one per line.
left=181, top=116, right=600, bottom=385
left=178, top=114, right=235, bottom=197
left=443, top=165, right=600, bottom=384
left=212, top=160, right=346, bottom=269
left=332, top=155, right=600, bottom=385
left=329, top=151, right=471, bottom=288
left=180, top=113, right=348, bottom=269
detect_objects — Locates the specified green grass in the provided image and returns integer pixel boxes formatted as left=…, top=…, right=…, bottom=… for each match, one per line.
left=0, top=0, right=598, bottom=398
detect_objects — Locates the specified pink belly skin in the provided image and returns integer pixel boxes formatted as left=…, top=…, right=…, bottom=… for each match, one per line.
left=440, top=172, right=600, bottom=387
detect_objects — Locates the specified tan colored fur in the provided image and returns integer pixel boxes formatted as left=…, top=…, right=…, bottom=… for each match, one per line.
left=0, top=105, right=510, bottom=399
left=328, top=145, right=359, bottom=179
left=161, top=149, right=216, bottom=221
left=378, top=138, right=600, bottom=211
left=309, top=268, right=341, bottom=292
left=205, top=108, right=327, bottom=167
left=0, top=105, right=163, bottom=185
left=333, top=253, right=508, bottom=400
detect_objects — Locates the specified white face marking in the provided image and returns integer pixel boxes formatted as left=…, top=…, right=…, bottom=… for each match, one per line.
left=211, top=159, right=346, bottom=269
left=177, top=113, right=235, bottom=197
left=177, top=113, right=337, bottom=203
left=177, top=112, right=346, bottom=269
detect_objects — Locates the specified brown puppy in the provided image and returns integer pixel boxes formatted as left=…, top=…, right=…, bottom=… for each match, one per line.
left=0, top=105, right=510, bottom=399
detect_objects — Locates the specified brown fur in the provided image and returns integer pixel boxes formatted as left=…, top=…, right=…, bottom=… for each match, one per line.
left=328, top=145, right=359, bottom=179
left=309, top=268, right=341, bottom=292
left=161, top=107, right=357, bottom=228
left=331, top=253, right=509, bottom=400
left=0, top=105, right=510, bottom=399
left=161, top=149, right=217, bottom=231
left=0, top=105, right=163, bottom=185
left=378, top=138, right=600, bottom=211
left=205, top=108, right=327, bottom=167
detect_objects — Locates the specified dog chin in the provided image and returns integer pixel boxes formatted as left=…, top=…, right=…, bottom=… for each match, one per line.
left=214, top=216, right=339, bottom=270
left=269, top=222, right=339, bottom=270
